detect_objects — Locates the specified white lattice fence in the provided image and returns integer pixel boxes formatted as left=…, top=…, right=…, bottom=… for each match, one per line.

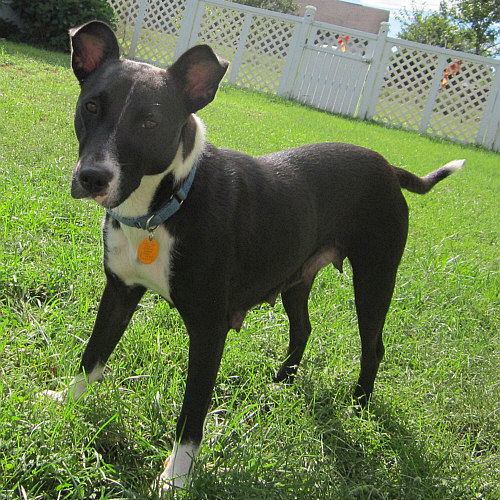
left=292, top=21, right=375, bottom=115
left=106, top=0, right=499, bottom=150
left=310, top=22, right=374, bottom=57
left=429, top=59, right=496, bottom=143
left=235, top=15, right=296, bottom=93
left=107, top=0, right=142, bottom=53
left=193, top=3, right=246, bottom=71
left=373, top=46, right=439, bottom=130
left=370, top=38, right=500, bottom=147
left=135, top=0, right=185, bottom=64
left=107, top=0, right=186, bottom=65
left=190, top=1, right=298, bottom=93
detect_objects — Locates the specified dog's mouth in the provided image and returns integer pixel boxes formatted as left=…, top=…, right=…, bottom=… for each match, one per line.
left=93, top=193, right=109, bottom=206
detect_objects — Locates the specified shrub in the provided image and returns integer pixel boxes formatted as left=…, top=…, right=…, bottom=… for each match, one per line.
left=11, top=0, right=115, bottom=52
left=0, top=17, right=21, bottom=39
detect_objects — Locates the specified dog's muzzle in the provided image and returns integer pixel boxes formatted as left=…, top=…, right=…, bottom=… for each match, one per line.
left=71, top=162, right=114, bottom=202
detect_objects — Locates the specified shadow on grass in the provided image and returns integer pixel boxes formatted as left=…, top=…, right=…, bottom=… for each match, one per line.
left=80, top=385, right=454, bottom=499
left=307, top=385, right=454, bottom=499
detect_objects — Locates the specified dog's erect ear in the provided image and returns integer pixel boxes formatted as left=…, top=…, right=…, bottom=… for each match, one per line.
left=169, top=45, right=229, bottom=113
left=69, top=21, right=120, bottom=83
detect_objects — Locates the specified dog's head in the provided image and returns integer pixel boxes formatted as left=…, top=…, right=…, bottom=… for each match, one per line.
left=69, top=21, right=228, bottom=208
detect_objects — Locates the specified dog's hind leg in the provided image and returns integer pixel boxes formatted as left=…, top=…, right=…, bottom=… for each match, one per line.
left=349, top=243, right=404, bottom=408
left=274, top=281, right=313, bottom=384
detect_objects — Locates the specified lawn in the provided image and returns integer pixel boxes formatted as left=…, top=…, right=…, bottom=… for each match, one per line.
left=0, top=40, right=498, bottom=499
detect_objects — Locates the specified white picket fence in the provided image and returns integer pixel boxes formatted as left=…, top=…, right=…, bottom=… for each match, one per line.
left=109, top=0, right=500, bottom=151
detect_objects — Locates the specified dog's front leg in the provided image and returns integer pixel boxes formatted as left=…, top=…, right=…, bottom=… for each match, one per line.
left=43, top=273, right=145, bottom=402
left=157, top=321, right=228, bottom=492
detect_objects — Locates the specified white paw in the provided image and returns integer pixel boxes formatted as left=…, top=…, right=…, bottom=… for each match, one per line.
left=156, top=459, right=190, bottom=493
left=153, top=442, right=198, bottom=496
left=38, top=365, right=104, bottom=403
left=38, top=389, right=68, bottom=403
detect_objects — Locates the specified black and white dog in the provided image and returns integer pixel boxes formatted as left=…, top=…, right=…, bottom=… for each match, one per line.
left=43, top=21, right=464, bottom=493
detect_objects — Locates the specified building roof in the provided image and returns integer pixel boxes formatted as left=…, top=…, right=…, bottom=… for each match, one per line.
left=295, top=0, right=389, bottom=34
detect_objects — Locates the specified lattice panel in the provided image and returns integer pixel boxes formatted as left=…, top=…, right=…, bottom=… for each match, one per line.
left=196, top=6, right=246, bottom=70
left=109, top=0, right=499, bottom=150
left=310, top=25, right=371, bottom=57
left=429, top=59, right=495, bottom=142
left=374, top=46, right=438, bottom=130
left=236, top=16, right=296, bottom=93
left=135, top=0, right=186, bottom=65
left=107, top=0, right=140, bottom=53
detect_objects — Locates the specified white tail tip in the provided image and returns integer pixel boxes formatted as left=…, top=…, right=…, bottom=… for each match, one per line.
left=443, top=159, right=466, bottom=172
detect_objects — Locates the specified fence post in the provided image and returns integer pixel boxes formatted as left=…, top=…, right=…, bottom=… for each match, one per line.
left=357, top=21, right=389, bottom=119
left=175, top=0, right=202, bottom=58
left=418, top=54, right=449, bottom=133
left=277, top=5, right=316, bottom=98
left=228, top=12, right=254, bottom=84
left=365, top=42, right=394, bottom=119
left=128, top=0, right=149, bottom=59
left=477, top=66, right=500, bottom=149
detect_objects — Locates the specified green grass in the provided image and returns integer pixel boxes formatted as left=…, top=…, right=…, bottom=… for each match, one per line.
left=1, top=40, right=498, bottom=499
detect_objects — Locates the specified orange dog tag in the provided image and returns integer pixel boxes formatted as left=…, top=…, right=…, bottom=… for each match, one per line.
left=137, top=237, right=159, bottom=264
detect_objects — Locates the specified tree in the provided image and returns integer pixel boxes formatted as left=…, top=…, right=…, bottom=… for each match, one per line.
left=396, top=1, right=499, bottom=56
left=448, top=0, right=499, bottom=56
left=396, top=6, right=472, bottom=52
left=231, top=0, right=298, bottom=15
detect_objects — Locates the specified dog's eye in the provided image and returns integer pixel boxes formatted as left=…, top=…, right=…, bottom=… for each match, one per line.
left=85, top=102, right=98, bottom=114
left=142, top=119, right=158, bottom=129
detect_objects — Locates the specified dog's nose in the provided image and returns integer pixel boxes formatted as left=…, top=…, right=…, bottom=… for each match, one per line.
left=78, top=166, right=112, bottom=195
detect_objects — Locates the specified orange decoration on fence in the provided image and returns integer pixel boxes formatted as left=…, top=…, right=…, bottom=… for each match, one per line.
left=441, top=59, right=462, bottom=89
left=338, top=35, right=350, bottom=53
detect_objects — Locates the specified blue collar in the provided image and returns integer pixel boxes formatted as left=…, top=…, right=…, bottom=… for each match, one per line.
left=106, top=163, right=198, bottom=230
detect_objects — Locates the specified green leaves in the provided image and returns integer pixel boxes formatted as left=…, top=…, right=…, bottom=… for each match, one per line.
left=396, top=0, right=499, bottom=56
left=10, top=0, right=115, bottom=53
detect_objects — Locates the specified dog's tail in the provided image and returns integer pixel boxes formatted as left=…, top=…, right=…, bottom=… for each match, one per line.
left=394, top=159, right=465, bottom=194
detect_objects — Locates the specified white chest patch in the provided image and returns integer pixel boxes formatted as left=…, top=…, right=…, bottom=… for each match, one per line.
left=101, top=115, right=206, bottom=303
left=105, top=223, right=175, bottom=302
